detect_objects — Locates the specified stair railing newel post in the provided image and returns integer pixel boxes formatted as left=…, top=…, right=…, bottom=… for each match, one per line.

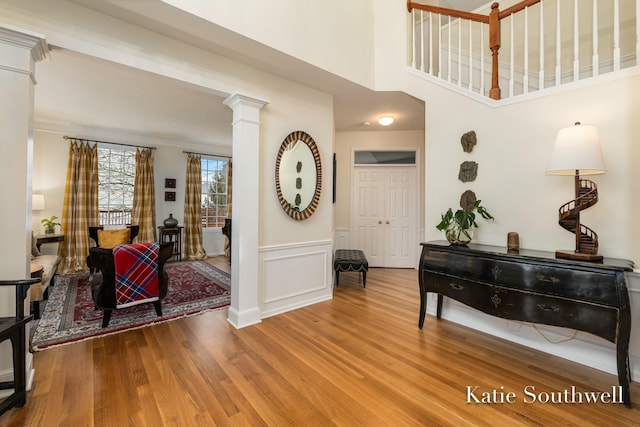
left=489, top=2, right=501, bottom=100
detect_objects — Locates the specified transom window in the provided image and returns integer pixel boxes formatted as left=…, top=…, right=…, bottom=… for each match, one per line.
left=98, top=147, right=135, bottom=225
left=201, top=157, right=229, bottom=228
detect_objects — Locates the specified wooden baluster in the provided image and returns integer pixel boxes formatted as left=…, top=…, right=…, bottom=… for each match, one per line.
left=468, top=19, right=473, bottom=90
left=539, top=0, right=544, bottom=90
left=420, top=10, right=425, bottom=72
left=593, top=0, right=599, bottom=76
left=428, top=12, right=433, bottom=75
left=448, top=15, right=452, bottom=82
left=481, top=23, right=485, bottom=95
left=524, top=6, right=529, bottom=94
left=613, top=0, right=620, bottom=71
left=573, top=0, right=579, bottom=81
left=555, top=0, right=561, bottom=85
left=489, top=2, right=501, bottom=99
left=509, top=14, right=515, bottom=97
left=458, top=17, right=462, bottom=86
left=438, top=14, right=442, bottom=78
left=411, top=9, right=416, bottom=69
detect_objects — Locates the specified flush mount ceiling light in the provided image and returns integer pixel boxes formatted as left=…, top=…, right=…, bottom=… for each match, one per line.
left=378, top=116, right=394, bottom=126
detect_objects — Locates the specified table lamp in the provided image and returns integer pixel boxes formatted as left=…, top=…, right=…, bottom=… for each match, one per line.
left=32, top=194, right=45, bottom=211
left=546, top=122, right=605, bottom=261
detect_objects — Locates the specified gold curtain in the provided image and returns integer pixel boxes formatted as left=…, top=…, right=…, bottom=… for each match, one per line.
left=131, top=148, right=156, bottom=242
left=224, top=159, right=232, bottom=257
left=183, top=154, right=207, bottom=260
left=57, top=140, right=98, bottom=273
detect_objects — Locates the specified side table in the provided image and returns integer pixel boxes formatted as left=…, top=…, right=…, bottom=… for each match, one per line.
left=36, top=234, right=64, bottom=251
left=158, top=226, right=183, bottom=261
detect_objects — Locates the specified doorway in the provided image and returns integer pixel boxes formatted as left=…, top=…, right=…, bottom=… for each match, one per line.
left=350, top=150, right=419, bottom=268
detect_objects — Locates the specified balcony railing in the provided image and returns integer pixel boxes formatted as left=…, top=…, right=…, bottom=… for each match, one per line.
left=407, top=0, right=639, bottom=100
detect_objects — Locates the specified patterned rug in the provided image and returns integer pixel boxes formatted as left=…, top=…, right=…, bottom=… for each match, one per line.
left=31, top=260, right=230, bottom=350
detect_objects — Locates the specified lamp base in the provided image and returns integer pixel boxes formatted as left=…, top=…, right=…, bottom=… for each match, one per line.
left=555, top=250, right=603, bottom=262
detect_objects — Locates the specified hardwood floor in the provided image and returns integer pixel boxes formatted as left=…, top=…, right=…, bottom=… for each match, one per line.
left=3, top=262, right=640, bottom=426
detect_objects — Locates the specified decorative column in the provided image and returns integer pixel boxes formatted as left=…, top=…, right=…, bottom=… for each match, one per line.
left=0, top=24, right=47, bottom=392
left=223, top=93, right=269, bottom=328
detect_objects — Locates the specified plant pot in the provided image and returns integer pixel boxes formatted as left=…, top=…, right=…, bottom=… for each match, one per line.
left=445, top=225, right=473, bottom=246
left=44, top=226, right=55, bottom=235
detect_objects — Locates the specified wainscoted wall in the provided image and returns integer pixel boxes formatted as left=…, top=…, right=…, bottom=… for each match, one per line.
left=259, top=239, right=334, bottom=318
left=425, top=272, right=640, bottom=382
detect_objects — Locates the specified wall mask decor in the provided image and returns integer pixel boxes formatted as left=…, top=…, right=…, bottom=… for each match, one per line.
left=460, top=130, right=477, bottom=153
left=458, top=161, right=478, bottom=182
left=275, top=130, right=322, bottom=220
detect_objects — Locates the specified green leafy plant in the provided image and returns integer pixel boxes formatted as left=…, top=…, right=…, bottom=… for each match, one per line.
left=41, top=216, right=61, bottom=234
left=436, top=200, right=494, bottom=244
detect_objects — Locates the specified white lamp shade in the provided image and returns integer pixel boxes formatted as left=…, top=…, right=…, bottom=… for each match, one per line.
left=32, top=194, right=46, bottom=211
left=546, top=123, right=605, bottom=176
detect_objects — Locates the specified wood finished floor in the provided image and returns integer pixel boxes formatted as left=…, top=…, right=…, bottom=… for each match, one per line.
left=3, top=259, right=640, bottom=426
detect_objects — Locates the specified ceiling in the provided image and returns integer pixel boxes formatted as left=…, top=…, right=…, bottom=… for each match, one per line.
left=33, top=0, right=447, bottom=149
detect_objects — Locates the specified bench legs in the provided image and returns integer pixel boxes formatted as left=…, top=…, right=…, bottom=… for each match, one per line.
left=334, top=270, right=366, bottom=288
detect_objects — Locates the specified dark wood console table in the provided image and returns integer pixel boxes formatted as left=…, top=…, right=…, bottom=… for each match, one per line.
left=418, top=240, right=634, bottom=407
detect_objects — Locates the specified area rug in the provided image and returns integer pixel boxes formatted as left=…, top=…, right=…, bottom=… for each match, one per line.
left=31, top=260, right=230, bottom=350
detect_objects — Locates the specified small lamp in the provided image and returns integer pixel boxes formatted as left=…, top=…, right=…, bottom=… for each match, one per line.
left=32, top=194, right=46, bottom=211
left=546, top=122, right=605, bottom=261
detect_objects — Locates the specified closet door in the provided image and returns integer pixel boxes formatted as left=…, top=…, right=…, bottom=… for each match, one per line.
left=351, top=160, right=417, bottom=268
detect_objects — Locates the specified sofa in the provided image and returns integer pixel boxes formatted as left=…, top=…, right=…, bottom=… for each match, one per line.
left=30, top=233, right=60, bottom=319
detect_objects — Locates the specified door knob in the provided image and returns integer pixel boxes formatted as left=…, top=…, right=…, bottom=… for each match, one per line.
left=378, top=220, right=382, bottom=224
left=385, top=220, right=390, bottom=224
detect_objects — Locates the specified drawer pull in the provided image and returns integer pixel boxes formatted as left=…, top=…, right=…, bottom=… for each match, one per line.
left=537, top=304, right=560, bottom=312
left=536, top=274, right=560, bottom=284
left=449, top=283, right=464, bottom=290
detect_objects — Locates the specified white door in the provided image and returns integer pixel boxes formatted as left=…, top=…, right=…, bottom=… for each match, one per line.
left=352, top=166, right=417, bottom=268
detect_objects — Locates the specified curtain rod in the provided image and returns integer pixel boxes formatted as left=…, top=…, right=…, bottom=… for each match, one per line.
left=63, top=135, right=157, bottom=150
left=182, top=150, right=231, bottom=159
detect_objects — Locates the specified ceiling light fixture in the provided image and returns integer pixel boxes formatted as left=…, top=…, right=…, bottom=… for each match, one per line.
left=378, top=116, right=394, bottom=126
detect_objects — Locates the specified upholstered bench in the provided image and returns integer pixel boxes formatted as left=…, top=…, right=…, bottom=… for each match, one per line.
left=333, top=249, right=368, bottom=288
left=30, top=254, right=60, bottom=319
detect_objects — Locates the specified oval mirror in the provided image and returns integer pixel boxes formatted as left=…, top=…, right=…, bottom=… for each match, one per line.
left=275, top=131, right=322, bottom=220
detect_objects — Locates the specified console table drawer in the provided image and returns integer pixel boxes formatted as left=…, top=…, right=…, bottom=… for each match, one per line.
left=422, top=249, right=618, bottom=306
left=425, top=272, right=618, bottom=342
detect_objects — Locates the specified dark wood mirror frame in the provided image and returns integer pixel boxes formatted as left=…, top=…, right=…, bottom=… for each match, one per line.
left=275, top=130, right=322, bottom=220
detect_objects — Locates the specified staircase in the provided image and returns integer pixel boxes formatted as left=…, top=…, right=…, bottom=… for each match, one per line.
left=407, top=0, right=640, bottom=102
left=557, top=179, right=599, bottom=255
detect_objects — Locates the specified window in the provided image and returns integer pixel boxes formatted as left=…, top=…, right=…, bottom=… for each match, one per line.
left=354, top=150, right=416, bottom=165
left=98, top=147, right=136, bottom=225
left=201, top=157, right=229, bottom=228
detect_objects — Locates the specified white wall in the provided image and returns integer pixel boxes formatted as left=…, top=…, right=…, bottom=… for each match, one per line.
left=162, top=0, right=376, bottom=89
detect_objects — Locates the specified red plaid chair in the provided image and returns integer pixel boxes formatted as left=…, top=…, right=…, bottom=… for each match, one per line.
left=89, top=242, right=173, bottom=327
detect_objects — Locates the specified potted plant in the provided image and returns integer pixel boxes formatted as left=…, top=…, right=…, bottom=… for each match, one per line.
left=436, top=199, right=494, bottom=245
left=41, top=216, right=61, bottom=235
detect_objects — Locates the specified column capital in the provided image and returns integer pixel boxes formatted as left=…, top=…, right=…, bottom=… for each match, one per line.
left=223, top=92, right=269, bottom=110
left=0, top=25, right=47, bottom=59
left=0, top=24, right=48, bottom=83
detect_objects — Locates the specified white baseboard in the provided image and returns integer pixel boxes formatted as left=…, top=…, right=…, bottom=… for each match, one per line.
left=227, top=306, right=261, bottom=329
